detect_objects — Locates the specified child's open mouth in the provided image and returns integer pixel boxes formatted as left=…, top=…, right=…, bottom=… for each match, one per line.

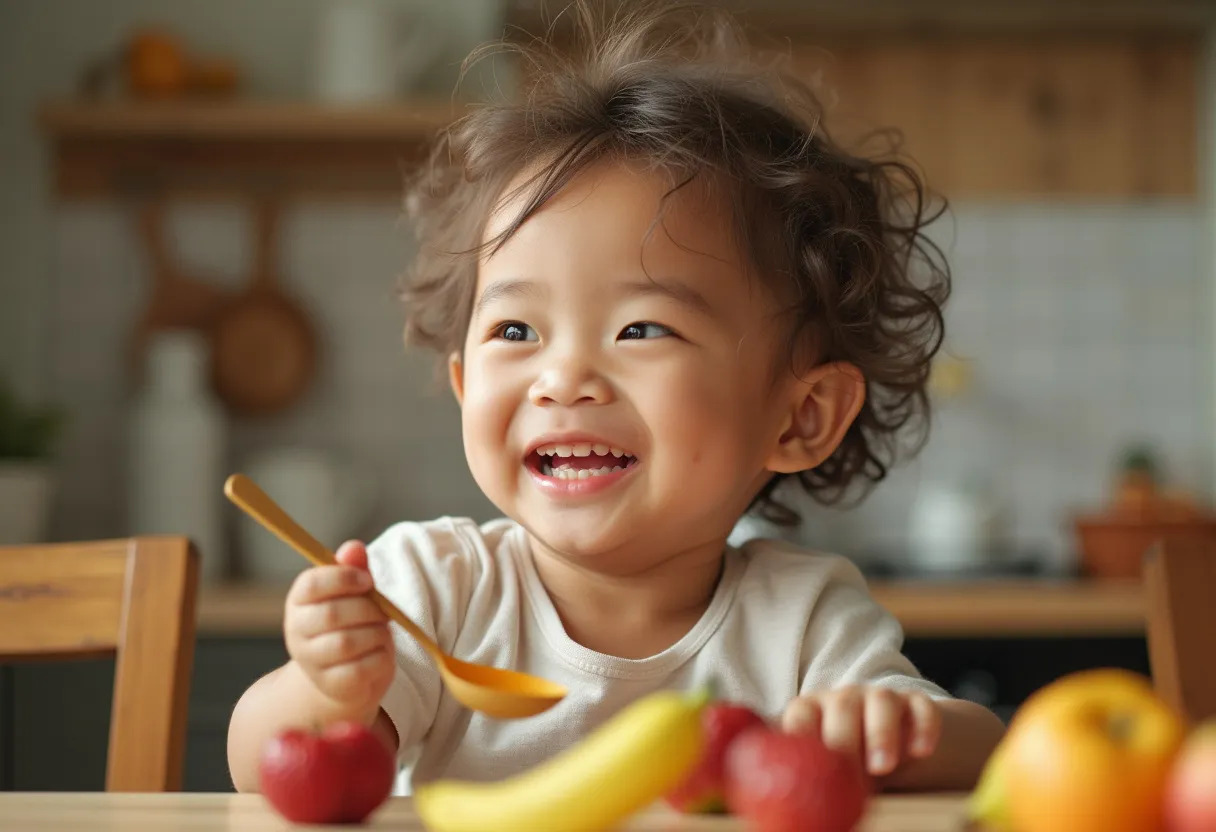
left=529, top=443, right=639, bottom=479
left=525, top=442, right=639, bottom=484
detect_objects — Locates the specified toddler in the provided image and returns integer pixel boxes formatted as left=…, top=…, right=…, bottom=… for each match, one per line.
left=229, top=0, right=1004, bottom=796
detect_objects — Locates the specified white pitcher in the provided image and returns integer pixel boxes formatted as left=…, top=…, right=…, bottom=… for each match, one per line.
left=907, top=479, right=1007, bottom=574
left=313, top=0, right=445, bottom=102
left=238, top=447, right=377, bottom=582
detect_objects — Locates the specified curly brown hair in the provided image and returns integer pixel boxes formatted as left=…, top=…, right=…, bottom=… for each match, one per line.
left=400, top=1, right=950, bottom=526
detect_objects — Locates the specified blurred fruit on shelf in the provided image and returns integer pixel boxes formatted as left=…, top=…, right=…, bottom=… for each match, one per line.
left=78, top=26, right=243, bottom=101
left=126, top=30, right=189, bottom=98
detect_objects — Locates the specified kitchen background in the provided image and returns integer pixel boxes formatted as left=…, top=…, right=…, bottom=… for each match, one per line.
left=1, top=0, right=1214, bottom=790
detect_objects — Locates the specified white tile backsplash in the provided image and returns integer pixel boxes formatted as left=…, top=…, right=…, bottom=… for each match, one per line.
left=793, top=201, right=1209, bottom=571
left=44, top=199, right=1209, bottom=575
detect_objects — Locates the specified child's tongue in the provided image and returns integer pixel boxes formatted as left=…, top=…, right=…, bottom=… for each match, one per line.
left=553, top=453, right=621, bottom=471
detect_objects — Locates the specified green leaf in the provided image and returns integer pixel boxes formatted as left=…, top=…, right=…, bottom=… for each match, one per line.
left=0, top=382, right=65, bottom=460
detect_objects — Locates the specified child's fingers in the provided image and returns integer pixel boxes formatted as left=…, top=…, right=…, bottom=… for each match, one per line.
left=294, top=596, right=387, bottom=638
left=781, top=696, right=822, bottom=736
left=317, top=645, right=395, bottom=703
left=307, top=623, right=393, bottom=669
left=862, top=689, right=904, bottom=776
left=904, top=692, right=942, bottom=758
left=819, top=688, right=864, bottom=760
left=287, top=564, right=372, bottom=606
left=334, top=540, right=370, bottom=571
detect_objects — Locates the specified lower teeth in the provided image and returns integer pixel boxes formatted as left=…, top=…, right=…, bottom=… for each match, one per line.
left=542, top=463, right=627, bottom=480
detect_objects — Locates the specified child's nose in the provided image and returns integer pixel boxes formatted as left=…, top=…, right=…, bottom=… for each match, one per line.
left=528, top=352, right=613, bottom=407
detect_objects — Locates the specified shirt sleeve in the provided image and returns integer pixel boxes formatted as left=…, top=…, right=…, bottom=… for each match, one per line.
left=364, top=519, right=485, bottom=766
left=798, top=559, right=951, bottom=700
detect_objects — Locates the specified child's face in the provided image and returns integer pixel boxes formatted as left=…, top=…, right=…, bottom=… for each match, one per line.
left=451, top=161, right=806, bottom=567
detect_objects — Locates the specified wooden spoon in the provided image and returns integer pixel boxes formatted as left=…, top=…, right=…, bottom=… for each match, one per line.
left=224, top=474, right=567, bottom=719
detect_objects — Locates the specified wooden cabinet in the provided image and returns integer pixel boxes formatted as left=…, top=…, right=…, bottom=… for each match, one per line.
left=798, top=34, right=1198, bottom=198
left=506, top=3, right=1201, bottom=201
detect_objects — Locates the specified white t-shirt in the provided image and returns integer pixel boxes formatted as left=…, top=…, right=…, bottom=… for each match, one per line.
left=365, top=517, right=949, bottom=795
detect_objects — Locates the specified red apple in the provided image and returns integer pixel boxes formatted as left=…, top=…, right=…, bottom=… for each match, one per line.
left=324, top=721, right=398, bottom=823
left=725, top=727, right=870, bottom=832
left=259, top=721, right=396, bottom=825
left=665, top=702, right=768, bottom=813
left=259, top=728, right=345, bottom=824
left=1165, top=720, right=1216, bottom=832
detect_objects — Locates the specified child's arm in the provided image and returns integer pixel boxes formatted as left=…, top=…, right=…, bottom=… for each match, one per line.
left=783, top=686, right=1005, bottom=792
left=227, top=542, right=398, bottom=792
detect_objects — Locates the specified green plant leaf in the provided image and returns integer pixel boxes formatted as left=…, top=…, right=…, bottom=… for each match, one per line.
left=0, top=382, right=65, bottom=460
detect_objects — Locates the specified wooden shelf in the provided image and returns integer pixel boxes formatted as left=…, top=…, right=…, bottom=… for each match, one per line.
left=196, top=578, right=1145, bottom=639
left=869, top=579, right=1144, bottom=637
left=40, top=99, right=460, bottom=139
left=39, top=99, right=463, bottom=197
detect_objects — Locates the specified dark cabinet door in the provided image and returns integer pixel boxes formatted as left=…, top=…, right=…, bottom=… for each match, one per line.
left=0, top=637, right=287, bottom=792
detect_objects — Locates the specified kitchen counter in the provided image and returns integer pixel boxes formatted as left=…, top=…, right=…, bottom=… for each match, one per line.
left=197, top=578, right=1145, bottom=639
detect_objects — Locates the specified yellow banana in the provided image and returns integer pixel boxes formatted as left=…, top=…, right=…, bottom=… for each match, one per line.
left=414, top=687, right=709, bottom=832
left=967, top=742, right=1012, bottom=832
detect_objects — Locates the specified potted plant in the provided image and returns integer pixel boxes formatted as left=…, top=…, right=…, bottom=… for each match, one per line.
left=0, top=383, right=63, bottom=544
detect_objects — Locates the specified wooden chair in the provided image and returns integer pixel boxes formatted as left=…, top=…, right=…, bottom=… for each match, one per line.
left=1144, top=537, right=1216, bottom=725
left=0, top=536, right=199, bottom=791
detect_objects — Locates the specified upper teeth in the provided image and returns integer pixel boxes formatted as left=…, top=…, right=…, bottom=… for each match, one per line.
left=535, top=443, right=629, bottom=458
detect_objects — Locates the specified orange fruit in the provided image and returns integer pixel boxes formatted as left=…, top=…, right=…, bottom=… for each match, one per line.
left=1002, top=669, right=1184, bottom=832
left=126, top=30, right=187, bottom=98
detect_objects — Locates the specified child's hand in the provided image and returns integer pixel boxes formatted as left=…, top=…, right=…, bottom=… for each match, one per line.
left=283, top=541, right=395, bottom=717
left=781, top=686, right=942, bottom=777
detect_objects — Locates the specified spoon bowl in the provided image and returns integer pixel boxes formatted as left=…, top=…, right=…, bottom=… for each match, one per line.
left=439, top=656, right=567, bottom=719
left=223, top=473, right=566, bottom=719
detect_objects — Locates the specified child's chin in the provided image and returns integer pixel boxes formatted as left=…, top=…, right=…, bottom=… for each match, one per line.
left=525, top=521, right=633, bottom=564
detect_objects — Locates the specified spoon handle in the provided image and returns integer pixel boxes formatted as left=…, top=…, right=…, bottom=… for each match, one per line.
left=224, top=474, right=441, bottom=658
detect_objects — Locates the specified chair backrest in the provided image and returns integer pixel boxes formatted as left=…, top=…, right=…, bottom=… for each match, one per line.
left=0, top=536, right=199, bottom=791
left=1144, top=537, right=1216, bottom=725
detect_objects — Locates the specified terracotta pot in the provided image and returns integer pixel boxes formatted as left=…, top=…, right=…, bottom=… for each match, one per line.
left=1073, top=515, right=1216, bottom=579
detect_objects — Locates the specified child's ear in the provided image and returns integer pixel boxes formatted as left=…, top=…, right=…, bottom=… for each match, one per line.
left=448, top=352, right=464, bottom=406
left=766, top=362, right=865, bottom=474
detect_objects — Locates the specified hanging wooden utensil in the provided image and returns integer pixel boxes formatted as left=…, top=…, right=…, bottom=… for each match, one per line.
left=129, top=196, right=231, bottom=374
left=211, top=199, right=318, bottom=416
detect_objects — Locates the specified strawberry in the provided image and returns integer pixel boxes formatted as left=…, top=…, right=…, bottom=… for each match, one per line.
left=664, top=702, right=768, bottom=814
left=259, top=721, right=396, bottom=825
left=725, top=727, right=871, bottom=832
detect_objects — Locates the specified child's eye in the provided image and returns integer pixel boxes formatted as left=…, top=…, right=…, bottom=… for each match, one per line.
left=492, top=322, right=538, bottom=342
left=618, top=322, right=673, bottom=341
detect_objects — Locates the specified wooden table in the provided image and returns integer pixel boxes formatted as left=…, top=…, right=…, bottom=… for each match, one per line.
left=0, top=792, right=969, bottom=830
